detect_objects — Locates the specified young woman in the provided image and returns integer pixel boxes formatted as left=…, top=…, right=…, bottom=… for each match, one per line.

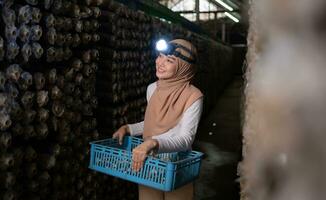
left=112, top=39, right=203, bottom=200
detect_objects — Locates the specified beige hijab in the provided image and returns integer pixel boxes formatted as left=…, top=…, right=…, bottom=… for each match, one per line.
left=143, top=39, right=203, bottom=138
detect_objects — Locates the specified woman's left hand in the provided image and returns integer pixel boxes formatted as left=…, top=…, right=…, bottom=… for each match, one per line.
left=132, top=139, right=158, bottom=172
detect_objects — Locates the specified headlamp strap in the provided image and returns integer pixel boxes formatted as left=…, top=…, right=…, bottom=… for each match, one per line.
left=170, top=43, right=196, bottom=64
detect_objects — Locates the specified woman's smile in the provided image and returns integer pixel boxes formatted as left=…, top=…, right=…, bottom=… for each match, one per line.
left=157, top=66, right=166, bottom=73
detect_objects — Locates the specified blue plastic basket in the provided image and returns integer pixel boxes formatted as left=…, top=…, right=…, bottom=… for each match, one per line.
left=89, top=136, right=204, bottom=191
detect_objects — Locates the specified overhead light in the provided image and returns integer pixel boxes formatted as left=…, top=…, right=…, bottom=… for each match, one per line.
left=224, top=12, right=239, bottom=23
left=215, top=0, right=233, bottom=11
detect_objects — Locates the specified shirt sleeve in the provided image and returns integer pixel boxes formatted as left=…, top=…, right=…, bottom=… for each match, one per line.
left=127, top=82, right=157, bottom=136
left=127, top=121, right=144, bottom=136
left=151, top=97, right=204, bottom=153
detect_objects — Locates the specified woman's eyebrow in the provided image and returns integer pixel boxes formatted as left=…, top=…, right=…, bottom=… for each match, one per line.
left=167, top=55, right=177, bottom=60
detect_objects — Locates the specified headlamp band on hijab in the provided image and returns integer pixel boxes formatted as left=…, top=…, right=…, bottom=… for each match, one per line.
left=157, top=41, right=197, bottom=64
left=169, top=43, right=196, bottom=64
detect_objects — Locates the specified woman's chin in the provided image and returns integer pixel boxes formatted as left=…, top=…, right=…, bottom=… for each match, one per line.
left=156, top=72, right=174, bottom=80
left=156, top=72, right=165, bottom=79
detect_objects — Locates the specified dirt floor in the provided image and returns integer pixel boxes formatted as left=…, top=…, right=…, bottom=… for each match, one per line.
left=194, top=75, right=243, bottom=200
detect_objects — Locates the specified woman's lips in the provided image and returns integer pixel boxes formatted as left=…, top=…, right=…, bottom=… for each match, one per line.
left=157, top=67, right=165, bottom=73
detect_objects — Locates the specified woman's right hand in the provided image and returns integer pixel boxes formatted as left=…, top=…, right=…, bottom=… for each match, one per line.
left=112, top=125, right=130, bottom=145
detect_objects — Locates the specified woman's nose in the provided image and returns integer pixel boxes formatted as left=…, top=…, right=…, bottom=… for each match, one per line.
left=156, top=56, right=165, bottom=65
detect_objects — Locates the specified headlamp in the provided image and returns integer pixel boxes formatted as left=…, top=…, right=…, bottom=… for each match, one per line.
left=155, top=39, right=196, bottom=64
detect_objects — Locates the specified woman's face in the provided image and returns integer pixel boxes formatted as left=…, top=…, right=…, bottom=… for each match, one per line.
left=155, top=53, right=178, bottom=79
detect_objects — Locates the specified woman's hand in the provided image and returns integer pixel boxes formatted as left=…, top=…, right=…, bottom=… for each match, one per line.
left=112, top=125, right=130, bottom=145
left=132, top=139, right=158, bottom=172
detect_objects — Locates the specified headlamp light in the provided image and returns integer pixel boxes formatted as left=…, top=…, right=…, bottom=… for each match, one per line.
left=155, top=39, right=196, bottom=64
left=156, top=39, right=168, bottom=52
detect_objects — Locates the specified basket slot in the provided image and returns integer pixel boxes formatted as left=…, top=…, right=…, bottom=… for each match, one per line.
left=144, top=164, right=151, bottom=181
left=105, top=151, right=115, bottom=170
left=102, top=152, right=108, bottom=168
left=118, top=151, right=126, bottom=172
left=157, top=168, right=162, bottom=183
left=151, top=166, right=157, bottom=183
left=157, top=167, right=165, bottom=184
left=156, top=167, right=164, bottom=183
left=125, top=157, right=132, bottom=174
left=116, top=154, right=122, bottom=172
left=160, top=167, right=166, bottom=184
left=148, top=164, right=162, bottom=184
left=104, top=153, right=109, bottom=168
left=148, top=165, right=155, bottom=182
left=104, top=153, right=110, bottom=168
left=103, top=153, right=109, bottom=168
left=141, top=162, right=149, bottom=180
left=102, top=152, right=107, bottom=168
left=153, top=166, right=159, bottom=183
left=137, top=167, right=143, bottom=177
left=95, top=151, right=103, bottom=167
left=136, top=163, right=143, bottom=179
left=109, top=152, right=113, bottom=168
left=113, top=154, right=120, bottom=171
left=139, top=168, right=145, bottom=177
left=123, top=151, right=131, bottom=174
left=158, top=167, right=163, bottom=184
left=101, top=151, right=106, bottom=167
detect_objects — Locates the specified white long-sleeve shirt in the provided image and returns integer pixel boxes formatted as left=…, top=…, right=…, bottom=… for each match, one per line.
left=127, top=82, right=203, bottom=153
